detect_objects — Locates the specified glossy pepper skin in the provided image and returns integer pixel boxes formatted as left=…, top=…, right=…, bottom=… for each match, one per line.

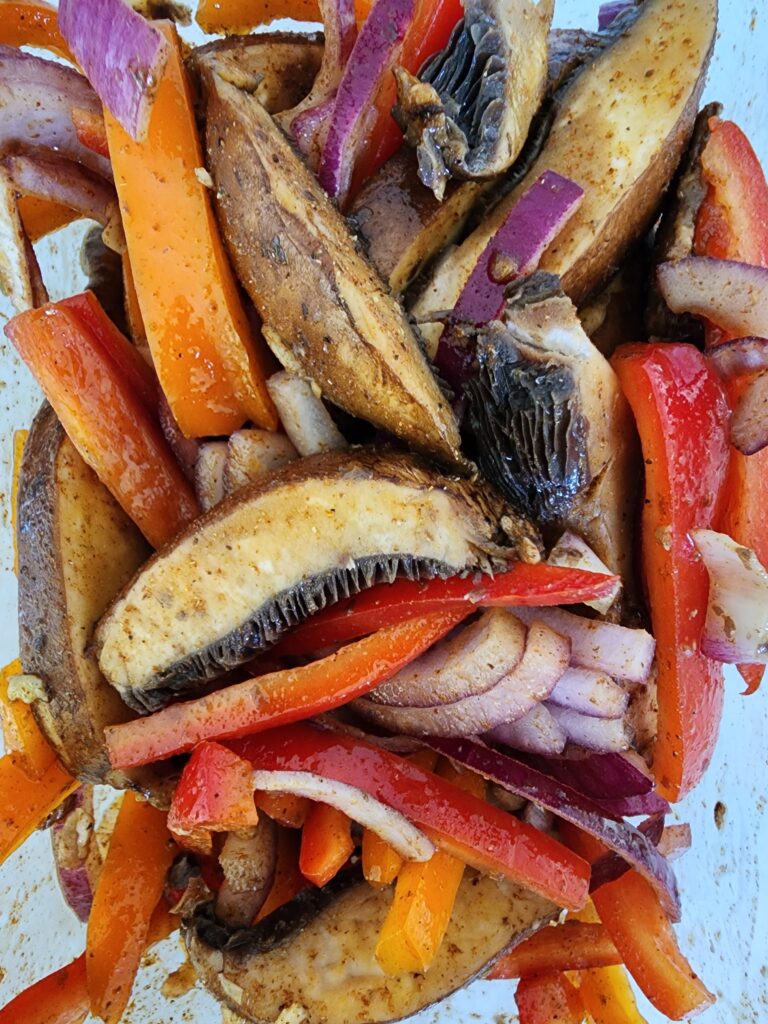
left=514, top=971, right=584, bottom=1024
left=0, top=953, right=88, bottom=1024
left=612, top=343, right=730, bottom=802
left=694, top=118, right=768, bottom=694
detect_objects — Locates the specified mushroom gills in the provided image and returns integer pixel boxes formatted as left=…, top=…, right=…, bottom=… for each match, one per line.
left=94, top=449, right=541, bottom=713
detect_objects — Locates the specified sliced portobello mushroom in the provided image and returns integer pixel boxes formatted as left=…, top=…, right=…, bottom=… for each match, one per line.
left=393, top=0, right=553, bottom=199
left=465, top=274, right=638, bottom=592
left=184, top=869, right=555, bottom=1024
left=199, top=63, right=463, bottom=469
left=16, top=405, right=171, bottom=802
left=94, top=448, right=541, bottom=713
left=411, top=0, right=717, bottom=321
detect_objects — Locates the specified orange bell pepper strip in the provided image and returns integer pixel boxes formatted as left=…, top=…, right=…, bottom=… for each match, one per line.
left=196, top=0, right=373, bottom=32
left=0, top=952, right=88, bottom=1024
left=17, top=195, right=78, bottom=241
left=5, top=293, right=200, bottom=549
left=375, top=758, right=483, bottom=974
left=488, top=920, right=621, bottom=979
left=562, top=824, right=714, bottom=1020
left=0, top=0, right=74, bottom=60
left=299, top=802, right=355, bottom=887
left=612, top=343, right=730, bottom=802
left=362, top=829, right=403, bottom=888
left=121, top=253, right=147, bottom=347
left=514, top=971, right=585, bottom=1024
left=145, top=897, right=180, bottom=948
left=254, top=790, right=309, bottom=828
left=11, top=428, right=27, bottom=575
left=104, top=23, right=277, bottom=438
left=167, top=741, right=259, bottom=856
left=105, top=608, right=471, bottom=768
left=256, top=827, right=309, bottom=920
left=0, top=753, right=78, bottom=865
left=578, top=965, right=648, bottom=1024
left=71, top=107, right=109, bottom=159
left=86, top=792, right=176, bottom=1024
left=233, top=724, right=590, bottom=910
left=0, top=658, right=56, bottom=780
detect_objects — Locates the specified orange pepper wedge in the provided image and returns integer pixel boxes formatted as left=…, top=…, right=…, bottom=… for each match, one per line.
left=17, top=195, right=78, bottom=241
left=362, top=829, right=403, bottom=888
left=0, top=752, right=78, bottom=866
left=0, top=0, right=74, bottom=60
left=86, top=793, right=176, bottom=1024
left=0, top=952, right=88, bottom=1024
left=196, top=0, right=374, bottom=31
left=0, top=658, right=56, bottom=780
left=104, top=22, right=277, bottom=438
left=256, top=826, right=309, bottom=920
left=578, top=965, right=649, bottom=1024
left=488, top=920, right=621, bottom=980
left=299, top=802, right=355, bottom=887
left=254, top=789, right=309, bottom=828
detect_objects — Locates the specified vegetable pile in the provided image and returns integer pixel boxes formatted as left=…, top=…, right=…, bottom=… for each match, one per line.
left=0, top=0, right=766, bottom=1022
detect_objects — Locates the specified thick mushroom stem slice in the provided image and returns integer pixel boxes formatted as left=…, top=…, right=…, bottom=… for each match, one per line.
left=94, top=449, right=540, bottom=712
left=411, top=0, right=718, bottom=321
left=394, top=0, right=553, bottom=199
left=184, top=873, right=555, bottom=1024
left=200, top=66, right=464, bottom=469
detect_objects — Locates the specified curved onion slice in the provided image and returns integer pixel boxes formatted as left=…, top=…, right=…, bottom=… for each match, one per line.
left=487, top=703, right=567, bottom=755
left=548, top=667, right=629, bottom=719
left=545, top=703, right=630, bottom=753
left=508, top=606, right=655, bottom=682
left=730, top=369, right=768, bottom=455
left=707, top=336, right=768, bottom=380
left=58, top=0, right=171, bottom=141
left=546, top=531, right=621, bottom=615
left=589, top=814, right=665, bottom=891
left=250, top=770, right=435, bottom=862
left=427, top=736, right=681, bottom=920
left=0, top=45, right=111, bottom=180
left=369, top=609, right=526, bottom=708
left=52, top=787, right=98, bottom=922
left=657, top=257, right=768, bottom=339
left=690, top=528, right=768, bottom=664
left=519, top=749, right=654, bottom=800
left=355, top=620, right=569, bottom=737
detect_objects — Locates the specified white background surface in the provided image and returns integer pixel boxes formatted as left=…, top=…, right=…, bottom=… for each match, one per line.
left=0, top=1, right=767, bottom=1021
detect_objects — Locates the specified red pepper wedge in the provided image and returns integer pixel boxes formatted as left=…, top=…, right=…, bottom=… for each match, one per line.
left=86, top=793, right=176, bottom=1024
left=230, top=723, right=590, bottom=910
left=514, top=971, right=584, bottom=1024
left=299, top=803, right=355, bottom=887
left=105, top=608, right=470, bottom=769
left=71, top=107, right=109, bottom=159
left=0, top=0, right=74, bottom=60
left=0, top=953, right=88, bottom=1024
left=562, top=824, right=714, bottom=1020
left=612, top=343, right=730, bottom=802
left=488, top=920, right=621, bottom=979
left=274, top=563, right=620, bottom=656
left=167, top=741, right=259, bottom=855
left=5, top=293, right=200, bottom=549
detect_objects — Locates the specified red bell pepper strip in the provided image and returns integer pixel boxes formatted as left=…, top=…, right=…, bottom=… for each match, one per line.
left=514, top=971, right=585, bottom=1024
left=694, top=118, right=768, bottom=693
left=167, top=741, right=259, bottom=856
left=562, top=824, right=714, bottom=1020
left=0, top=753, right=78, bottom=865
left=105, top=609, right=470, bottom=769
left=5, top=292, right=200, bottom=549
left=86, top=793, right=176, bottom=1024
left=0, top=953, right=88, bottom=1024
left=274, top=563, right=620, bottom=656
left=612, top=343, right=730, bottom=802
left=230, top=723, right=591, bottom=910
left=0, top=1, right=74, bottom=60
left=71, top=107, right=109, bottom=159
left=488, top=920, right=621, bottom=979
left=299, top=803, right=355, bottom=887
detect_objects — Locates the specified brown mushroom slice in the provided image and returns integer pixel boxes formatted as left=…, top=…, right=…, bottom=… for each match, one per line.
left=465, top=274, right=638, bottom=589
left=411, top=0, right=718, bottom=322
left=95, top=449, right=541, bottom=713
left=185, top=871, right=554, bottom=1024
left=199, top=65, right=463, bottom=468
left=393, top=0, right=553, bottom=200
left=16, top=405, right=171, bottom=801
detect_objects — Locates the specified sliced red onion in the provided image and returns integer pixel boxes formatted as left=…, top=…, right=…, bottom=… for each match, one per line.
left=354, top=620, right=570, bottom=737
left=593, top=790, right=670, bottom=818
left=518, top=749, right=655, bottom=801
left=548, top=667, right=629, bottom=719
left=0, top=45, right=111, bottom=180
left=730, top=369, right=768, bottom=455
left=369, top=609, right=526, bottom=708
left=215, top=818, right=277, bottom=928
left=1, top=154, right=122, bottom=251
left=52, top=787, right=97, bottom=922
left=597, top=0, right=633, bottom=29
left=707, top=336, right=768, bottom=380
left=546, top=531, right=621, bottom=615
left=289, top=95, right=337, bottom=169
left=545, top=703, right=630, bottom=753
left=690, top=528, right=768, bottom=664
left=487, top=703, right=567, bottom=756
left=657, top=257, right=768, bottom=340
left=58, top=0, right=171, bottom=141
left=318, top=0, right=416, bottom=204
left=658, top=823, right=692, bottom=861
left=250, top=769, right=435, bottom=862
left=590, top=814, right=665, bottom=892
left=508, top=606, right=655, bottom=683
left=427, top=736, right=681, bottom=920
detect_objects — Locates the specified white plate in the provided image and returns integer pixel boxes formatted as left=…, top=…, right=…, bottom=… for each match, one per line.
left=1, top=2, right=767, bottom=1021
